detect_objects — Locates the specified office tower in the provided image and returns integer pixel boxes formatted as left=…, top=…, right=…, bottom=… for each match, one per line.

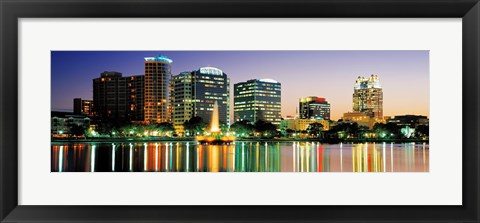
left=144, top=55, right=173, bottom=123
left=172, top=67, right=230, bottom=133
left=299, top=96, right=331, bottom=120
left=73, top=98, right=94, bottom=117
left=93, top=71, right=129, bottom=120
left=234, top=79, right=281, bottom=126
left=352, top=74, right=383, bottom=118
left=171, top=71, right=194, bottom=133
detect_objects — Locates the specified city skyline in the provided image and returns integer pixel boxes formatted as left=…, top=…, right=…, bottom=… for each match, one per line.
left=51, top=50, right=429, bottom=120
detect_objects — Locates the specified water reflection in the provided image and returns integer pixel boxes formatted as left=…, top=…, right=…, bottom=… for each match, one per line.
left=51, top=142, right=429, bottom=172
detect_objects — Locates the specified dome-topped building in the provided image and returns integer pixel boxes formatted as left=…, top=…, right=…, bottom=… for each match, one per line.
left=171, top=66, right=230, bottom=135
left=199, top=66, right=224, bottom=76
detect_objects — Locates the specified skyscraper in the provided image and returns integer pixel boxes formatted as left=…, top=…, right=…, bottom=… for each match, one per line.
left=172, top=71, right=194, bottom=133
left=144, top=55, right=173, bottom=123
left=93, top=71, right=129, bottom=120
left=352, top=74, right=383, bottom=118
left=92, top=72, right=144, bottom=121
left=234, top=79, right=281, bottom=126
left=299, top=96, right=331, bottom=120
left=172, top=67, right=230, bottom=133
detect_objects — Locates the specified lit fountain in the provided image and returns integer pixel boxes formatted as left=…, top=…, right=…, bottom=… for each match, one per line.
left=196, top=101, right=236, bottom=144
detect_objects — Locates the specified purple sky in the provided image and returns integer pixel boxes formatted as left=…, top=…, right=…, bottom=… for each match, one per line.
left=51, top=51, right=429, bottom=120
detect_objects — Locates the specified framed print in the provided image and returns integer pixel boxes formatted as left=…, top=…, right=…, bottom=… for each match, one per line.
left=1, top=0, right=479, bottom=222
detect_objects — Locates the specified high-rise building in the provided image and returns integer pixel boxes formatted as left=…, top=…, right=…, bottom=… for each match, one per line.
left=92, top=72, right=144, bottom=121
left=172, top=71, right=194, bottom=133
left=144, top=55, right=173, bottom=123
left=172, top=67, right=230, bottom=133
left=299, top=96, right=331, bottom=120
left=93, top=71, right=129, bottom=120
left=128, top=75, right=145, bottom=121
left=352, top=74, right=383, bottom=118
left=73, top=98, right=94, bottom=117
left=234, top=79, right=281, bottom=126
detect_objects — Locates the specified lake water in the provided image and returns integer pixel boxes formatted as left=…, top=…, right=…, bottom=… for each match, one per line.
left=51, top=141, right=429, bottom=172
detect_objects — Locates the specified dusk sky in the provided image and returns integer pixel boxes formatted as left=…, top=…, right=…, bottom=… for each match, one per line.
left=51, top=51, right=429, bottom=120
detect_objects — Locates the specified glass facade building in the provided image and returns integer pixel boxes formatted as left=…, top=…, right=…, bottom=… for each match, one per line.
left=144, top=55, right=173, bottom=123
left=352, top=74, right=383, bottom=119
left=172, top=67, right=230, bottom=133
left=299, top=96, right=331, bottom=120
left=234, top=79, right=281, bottom=126
left=172, top=71, right=194, bottom=133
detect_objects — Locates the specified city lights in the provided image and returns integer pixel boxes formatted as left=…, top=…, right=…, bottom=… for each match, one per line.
left=51, top=51, right=429, bottom=173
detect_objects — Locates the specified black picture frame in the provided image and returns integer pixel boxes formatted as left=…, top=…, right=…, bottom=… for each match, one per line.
left=1, top=0, right=479, bottom=222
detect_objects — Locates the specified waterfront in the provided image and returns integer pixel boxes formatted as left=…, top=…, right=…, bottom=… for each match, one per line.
left=51, top=141, right=428, bottom=172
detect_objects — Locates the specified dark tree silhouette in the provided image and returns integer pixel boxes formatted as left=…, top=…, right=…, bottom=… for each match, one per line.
left=415, top=125, right=429, bottom=138
left=230, top=120, right=254, bottom=137
left=68, top=124, right=85, bottom=137
left=306, top=122, right=324, bottom=137
left=254, top=120, right=277, bottom=138
left=373, top=122, right=401, bottom=139
left=183, top=117, right=207, bottom=136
